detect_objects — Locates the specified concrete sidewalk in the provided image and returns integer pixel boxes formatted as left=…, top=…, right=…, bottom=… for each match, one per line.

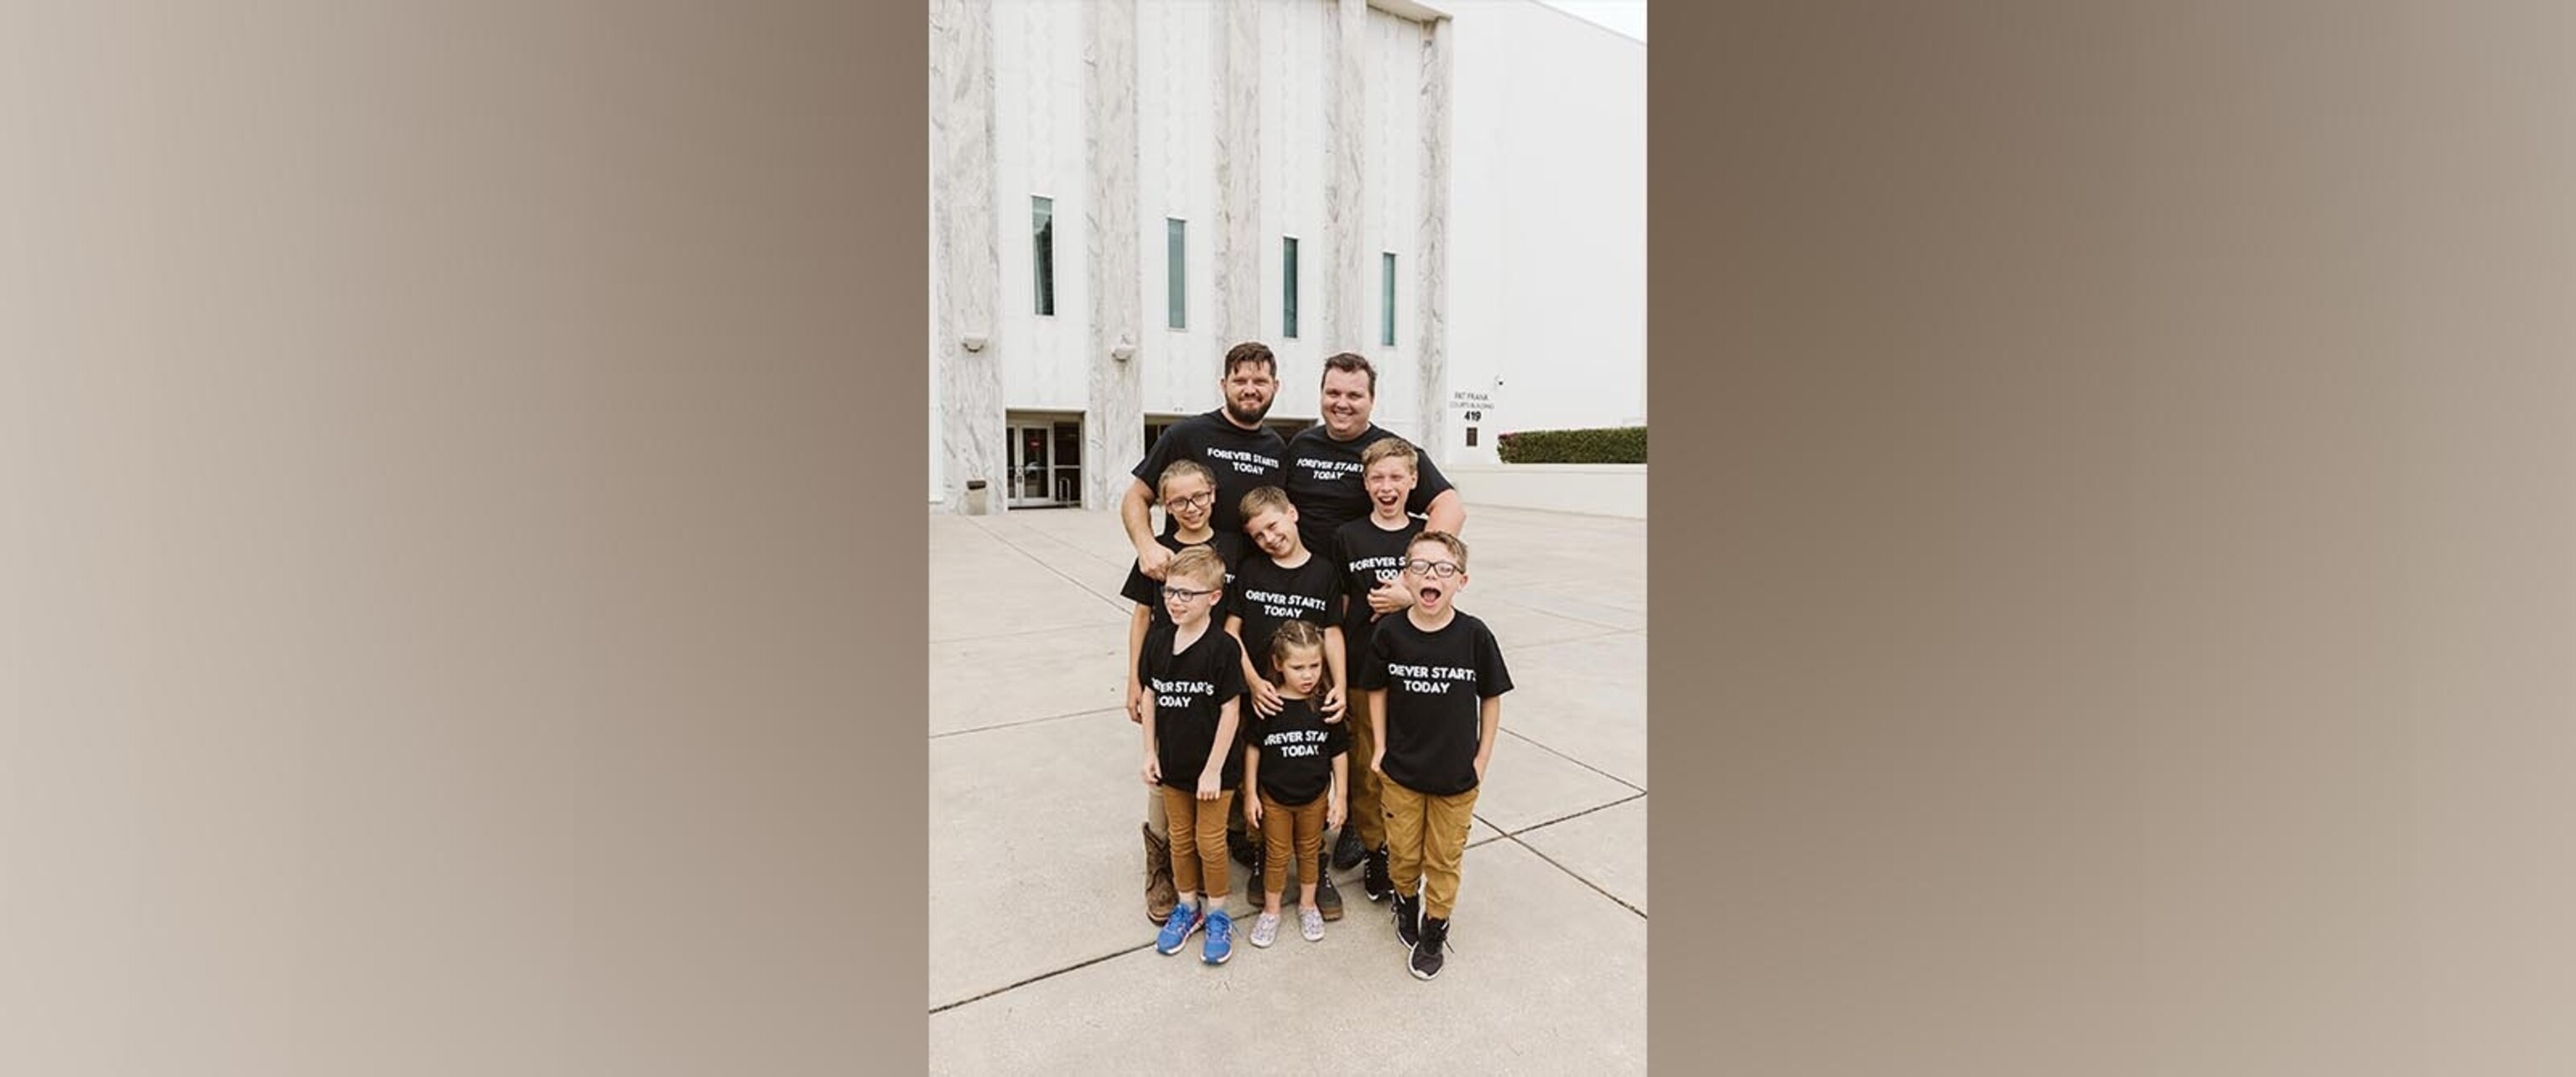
left=928, top=506, right=1646, bottom=1074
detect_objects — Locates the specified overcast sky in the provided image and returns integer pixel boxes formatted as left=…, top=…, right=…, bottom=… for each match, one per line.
left=1530, top=0, right=1646, bottom=43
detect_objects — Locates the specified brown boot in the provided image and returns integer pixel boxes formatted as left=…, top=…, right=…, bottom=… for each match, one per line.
left=1144, top=823, right=1179, bottom=924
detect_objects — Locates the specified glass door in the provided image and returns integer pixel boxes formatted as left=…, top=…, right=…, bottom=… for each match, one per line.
left=1007, top=424, right=1051, bottom=507
left=1052, top=421, right=1082, bottom=507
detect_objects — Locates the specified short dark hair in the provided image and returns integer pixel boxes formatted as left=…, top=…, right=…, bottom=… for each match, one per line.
left=1223, top=341, right=1276, bottom=378
left=1321, top=351, right=1376, bottom=395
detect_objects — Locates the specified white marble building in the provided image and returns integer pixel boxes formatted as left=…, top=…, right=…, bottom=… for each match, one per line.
left=931, top=0, right=1644, bottom=511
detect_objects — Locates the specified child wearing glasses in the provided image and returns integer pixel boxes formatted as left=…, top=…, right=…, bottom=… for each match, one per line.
left=1140, top=546, right=1250, bottom=964
left=1224, top=486, right=1349, bottom=919
left=1122, top=460, right=1250, bottom=927
left=1240, top=620, right=1348, bottom=946
left=1355, top=531, right=1513, bottom=981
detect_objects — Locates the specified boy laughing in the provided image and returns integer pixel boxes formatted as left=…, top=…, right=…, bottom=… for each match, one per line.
left=1358, top=531, right=1512, bottom=981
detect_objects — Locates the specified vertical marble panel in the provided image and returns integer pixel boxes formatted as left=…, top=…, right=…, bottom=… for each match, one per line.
left=1213, top=0, right=1263, bottom=347
left=1416, top=16, right=1451, bottom=459
left=1325, top=0, right=1368, bottom=353
left=933, top=0, right=1004, bottom=513
left=1086, top=0, right=1143, bottom=509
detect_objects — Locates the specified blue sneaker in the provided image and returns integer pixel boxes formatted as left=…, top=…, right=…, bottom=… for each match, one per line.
left=1156, top=902, right=1202, bottom=955
left=1201, top=908, right=1234, bottom=965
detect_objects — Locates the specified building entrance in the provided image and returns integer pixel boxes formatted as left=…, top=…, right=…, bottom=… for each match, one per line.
left=1005, top=416, right=1083, bottom=508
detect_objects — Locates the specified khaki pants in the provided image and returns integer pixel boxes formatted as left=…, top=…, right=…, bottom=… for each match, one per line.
left=1258, top=788, right=1328, bottom=898
left=1381, top=779, right=1478, bottom=919
left=1160, top=786, right=1238, bottom=900
left=1344, top=691, right=1385, bottom=847
left=1145, top=788, right=1167, bottom=839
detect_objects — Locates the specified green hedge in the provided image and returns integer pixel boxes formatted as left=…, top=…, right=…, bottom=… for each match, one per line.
left=1494, top=426, right=1647, bottom=464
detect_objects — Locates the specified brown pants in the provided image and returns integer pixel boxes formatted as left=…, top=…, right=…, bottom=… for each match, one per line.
left=1381, top=779, right=1478, bottom=919
left=1160, top=786, right=1237, bottom=900
left=1258, top=788, right=1328, bottom=898
left=1344, top=690, right=1385, bottom=846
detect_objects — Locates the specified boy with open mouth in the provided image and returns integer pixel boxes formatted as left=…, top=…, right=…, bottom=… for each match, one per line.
left=1358, top=531, right=1514, bottom=981
left=1331, top=437, right=1430, bottom=903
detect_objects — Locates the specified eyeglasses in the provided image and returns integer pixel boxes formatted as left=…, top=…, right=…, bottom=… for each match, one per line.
left=1401, top=559, right=1462, bottom=579
left=1161, top=585, right=1217, bottom=601
left=1166, top=492, right=1215, bottom=510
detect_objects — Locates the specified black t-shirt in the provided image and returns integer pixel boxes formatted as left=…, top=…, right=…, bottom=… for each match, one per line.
left=1283, top=424, right=1456, bottom=556
left=1355, top=611, right=1513, bottom=797
left=1131, top=409, right=1288, bottom=538
left=1249, top=696, right=1350, bottom=807
left=1226, top=553, right=1343, bottom=684
left=1121, top=530, right=1251, bottom=630
left=1332, top=514, right=1426, bottom=661
left=1140, top=623, right=1249, bottom=791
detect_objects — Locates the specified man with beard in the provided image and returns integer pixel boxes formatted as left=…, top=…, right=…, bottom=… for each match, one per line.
left=1122, top=341, right=1290, bottom=583
left=1122, top=341, right=1298, bottom=892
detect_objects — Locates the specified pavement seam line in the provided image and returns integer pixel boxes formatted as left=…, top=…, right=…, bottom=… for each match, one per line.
left=1505, top=832, right=1648, bottom=921
left=1493, top=790, right=1648, bottom=840
left=965, top=517, right=1138, bottom=613
left=927, top=940, right=1158, bottom=1015
left=1499, top=726, right=1646, bottom=794
left=930, top=705, right=1128, bottom=740
left=931, top=619, right=1135, bottom=646
left=1491, top=605, right=1646, bottom=637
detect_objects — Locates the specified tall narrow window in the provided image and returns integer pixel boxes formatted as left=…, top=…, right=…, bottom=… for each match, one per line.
left=1380, top=252, right=1398, bottom=346
left=1032, top=196, right=1055, bottom=316
left=1282, top=237, right=1301, bottom=339
left=1166, top=218, right=1187, bottom=330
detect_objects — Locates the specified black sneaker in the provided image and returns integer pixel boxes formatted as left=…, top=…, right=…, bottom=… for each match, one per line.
left=1409, top=915, right=1450, bottom=981
left=1392, top=892, right=1421, bottom=950
left=1361, top=845, right=1393, bottom=902
left=1315, top=865, right=1344, bottom=922
left=1331, top=829, right=1365, bottom=871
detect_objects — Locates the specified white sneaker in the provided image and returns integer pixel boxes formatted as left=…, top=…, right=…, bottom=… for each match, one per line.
left=1249, top=911, right=1280, bottom=948
left=1300, top=905, right=1326, bottom=942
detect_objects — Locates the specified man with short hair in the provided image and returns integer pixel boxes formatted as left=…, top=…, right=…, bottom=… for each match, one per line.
left=1285, top=352, right=1466, bottom=558
left=1282, top=351, right=1467, bottom=874
left=1122, top=342, right=1290, bottom=584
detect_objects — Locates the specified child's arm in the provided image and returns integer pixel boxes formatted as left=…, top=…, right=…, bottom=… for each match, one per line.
left=1226, top=613, right=1280, bottom=717
left=1140, top=692, right=1161, bottom=787
left=1321, top=624, right=1348, bottom=721
left=1200, top=697, right=1240, bottom=799
left=1122, top=478, right=1171, bottom=579
left=1125, top=605, right=1151, bottom=724
left=1473, top=695, right=1503, bottom=782
left=1368, top=689, right=1389, bottom=776
left=1327, top=752, right=1348, bottom=830
left=1242, top=743, right=1264, bottom=828
left=1367, top=574, right=1413, bottom=616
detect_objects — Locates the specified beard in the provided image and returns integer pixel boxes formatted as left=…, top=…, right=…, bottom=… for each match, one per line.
left=1224, top=395, right=1274, bottom=427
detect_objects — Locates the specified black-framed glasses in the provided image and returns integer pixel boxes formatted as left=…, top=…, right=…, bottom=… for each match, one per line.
left=1161, top=584, right=1216, bottom=601
left=1166, top=491, right=1215, bottom=510
left=1401, top=559, right=1462, bottom=579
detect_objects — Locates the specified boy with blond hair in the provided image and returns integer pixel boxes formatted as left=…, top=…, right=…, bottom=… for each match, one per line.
left=1223, top=485, right=1349, bottom=918
left=1331, top=436, right=1428, bottom=902
left=1141, top=545, right=1250, bottom=965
